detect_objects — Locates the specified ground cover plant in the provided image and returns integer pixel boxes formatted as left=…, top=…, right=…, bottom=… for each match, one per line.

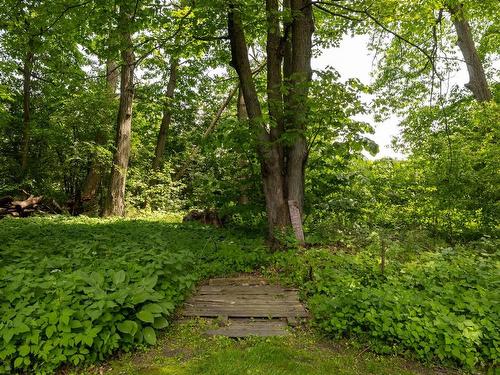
left=0, top=216, right=268, bottom=374
left=0, top=0, right=498, bottom=374
left=268, top=240, right=499, bottom=371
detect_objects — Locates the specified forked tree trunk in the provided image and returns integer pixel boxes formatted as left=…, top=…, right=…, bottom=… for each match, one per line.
left=228, top=4, right=290, bottom=241
left=82, top=59, right=119, bottom=203
left=103, top=7, right=135, bottom=217
left=448, top=4, right=492, bottom=102
left=20, top=41, right=34, bottom=173
left=152, top=57, right=179, bottom=171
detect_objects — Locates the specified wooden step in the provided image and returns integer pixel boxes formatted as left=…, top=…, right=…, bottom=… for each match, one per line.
left=205, top=319, right=289, bottom=337
left=208, top=277, right=268, bottom=286
left=181, top=276, right=308, bottom=329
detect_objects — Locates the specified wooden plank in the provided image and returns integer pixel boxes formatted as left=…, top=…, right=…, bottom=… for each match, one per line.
left=205, top=320, right=289, bottom=337
left=182, top=306, right=308, bottom=318
left=184, top=303, right=305, bottom=312
left=185, top=298, right=302, bottom=305
left=187, top=298, right=300, bottom=305
left=195, top=293, right=299, bottom=300
left=198, top=285, right=298, bottom=294
left=209, top=277, right=268, bottom=286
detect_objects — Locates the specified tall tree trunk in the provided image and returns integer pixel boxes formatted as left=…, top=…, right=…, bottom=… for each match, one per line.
left=228, top=3, right=290, bottom=241
left=237, top=87, right=247, bottom=121
left=152, top=57, right=179, bottom=171
left=106, top=59, right=120, bottom=92
left=237, top=88, right=250, bottom=205
left=448, top=4, right=492, bottom=102
left=103, top=7, right=135, bottom=217
left=82, top=59, right=119, bottom=203
left=20, top=40, right=34, bottom=173
left=286, top=0, right=313, bottom=215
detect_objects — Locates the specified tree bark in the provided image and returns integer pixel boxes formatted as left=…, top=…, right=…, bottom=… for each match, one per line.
left=228, top=3, right=290, bottom=241
left=106, top=59, right=120, bottom=93
left=152, top=57, right=179, bottom=171
left=237, top=87, right=247, bottom=121
left=20, top=40, right=34, bottom=173
left=448, top=4, right=492, bottom=102
left=286, top=0, right=314, bottom=215
left=103, top=7, right=135, bottom=217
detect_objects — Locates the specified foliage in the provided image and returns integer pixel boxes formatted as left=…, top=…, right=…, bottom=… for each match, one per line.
left=0, top=216, right=268, bottom=374
left=269, top=242, right=499, bottom=370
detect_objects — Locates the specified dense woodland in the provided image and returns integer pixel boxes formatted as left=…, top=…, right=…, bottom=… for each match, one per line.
left=0, top=0, right=498, bottom=374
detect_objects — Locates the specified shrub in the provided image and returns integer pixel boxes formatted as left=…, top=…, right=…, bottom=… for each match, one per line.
left=271, top=244, right=499, bottom=369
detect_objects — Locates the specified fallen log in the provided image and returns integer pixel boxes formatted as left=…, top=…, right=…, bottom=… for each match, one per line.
left=11, top=195, right=43, bottom=210
left=0, top=194, right=44, bottom=218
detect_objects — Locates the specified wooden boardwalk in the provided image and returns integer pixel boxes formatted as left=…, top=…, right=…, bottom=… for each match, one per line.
left=182, top=276, right=308, bottom=337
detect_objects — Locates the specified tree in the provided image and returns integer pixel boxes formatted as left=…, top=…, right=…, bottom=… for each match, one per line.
left=152, top=57, right=179, bottom=171
left=228, top=0, right=314, bottom=244
left=103, top=2, right=136, bottom=217
left=448, top=3, right=492, bottom=102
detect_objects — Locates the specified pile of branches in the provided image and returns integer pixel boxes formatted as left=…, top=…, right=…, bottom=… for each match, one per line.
left=0, top=192, right=63, bottom=218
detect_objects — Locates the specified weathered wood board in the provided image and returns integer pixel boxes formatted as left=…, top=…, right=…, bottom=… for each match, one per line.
left=205, top=319, right=289, bottom=337
left=181, top=276, right=308, bottom=336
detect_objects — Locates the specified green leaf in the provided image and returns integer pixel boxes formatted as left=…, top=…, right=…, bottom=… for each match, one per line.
left=46, top=325, right=56, bottom=338
left=14, top=357, right=23, bottom=368
left=153, top=317, right=169, bottom=329
left=116, top=320, right=138, bottom=335
left=3, top=329, right=14, bottom=344
left=82, top=335, right=93, bottom=346
left=113, top=270, right=126, bottom=285
left=19, top=345, right=30, bottom=356
left=136, top=310, right=155, bottom=323
left=143, top=327, right=156, bottom=345
left=143, top=303, right=163, bottom=314
left=130, top=291, right=153, bottom=304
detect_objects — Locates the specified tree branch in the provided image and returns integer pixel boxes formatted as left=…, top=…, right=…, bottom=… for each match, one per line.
left=314, top=1, right=441, bottom=77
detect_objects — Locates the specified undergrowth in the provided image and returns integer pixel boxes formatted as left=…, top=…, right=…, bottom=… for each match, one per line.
left=0, top=216, right=267, bottom=374
left=268, top=239, right=499, bottom=371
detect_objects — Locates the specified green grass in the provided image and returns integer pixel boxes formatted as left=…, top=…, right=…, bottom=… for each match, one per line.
left=76, top=319, right=462, bottom=375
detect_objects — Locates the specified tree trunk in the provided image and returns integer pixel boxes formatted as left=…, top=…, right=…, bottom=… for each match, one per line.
left=81, top=60, right=119, bottom=203
left=106, top=59, right=120, bottom=92
left=103, top=7, right=135, bottom=217
left=20, top=41, right=34, bottom=173
left=152, top=57, right=179, bottom=171
left=237, top=88, right=250, bottom=205
left=448, top=4, right=492, bottom=102
left=286, top=0, right=313, bottom=215
left=228, top=3, right=290, bottom=241
left=237, top=87, right=247, bottom=121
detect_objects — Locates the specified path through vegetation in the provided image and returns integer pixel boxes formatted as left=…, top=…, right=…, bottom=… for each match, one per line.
left=182, top=276, right=307, bottom=337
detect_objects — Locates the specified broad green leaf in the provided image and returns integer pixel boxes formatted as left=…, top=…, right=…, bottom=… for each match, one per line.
left=19, top=345, right=30, bottom=356
left=143, top=327, right=156, bottom=345
left=153, top=317, right=169, bottom=329
left=136, top=310, right=155, bottom=323
left=143, top=303, right=163, bottom=314
left=116, top=320, right=138, bottom=335
left=113, top=270, right=126, bottom=285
